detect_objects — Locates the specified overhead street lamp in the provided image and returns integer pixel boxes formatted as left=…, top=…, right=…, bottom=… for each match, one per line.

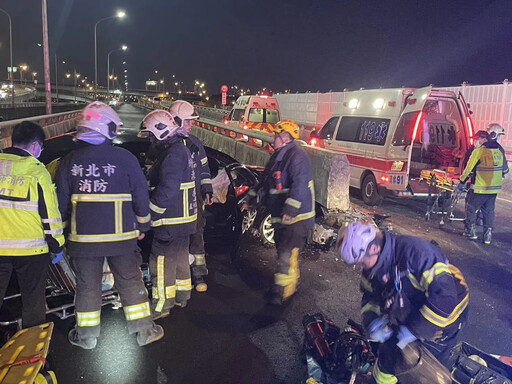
left=0, top=8, right=14, bottom=108
left=94, top=10, right=125, bottom=99
left=19, top=65, right=28, bottom=85
left=107, top=45, right=127, bottom=96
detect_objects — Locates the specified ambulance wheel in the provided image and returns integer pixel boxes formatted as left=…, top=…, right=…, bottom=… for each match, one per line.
left=361, top=174, right=383, bottom=206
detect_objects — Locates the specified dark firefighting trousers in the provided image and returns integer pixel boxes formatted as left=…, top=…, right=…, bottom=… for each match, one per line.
left=272, top=221, right=309, bottom=300
left=466, top=192, right=497, bottom=230
left=150, top=236, right=192, bottom=314
left=71, top=250, right=153, bottom=339
left=190, top=201, right=208, bottom=282
left=372, top=311, right=467, bottom=384
left=0, top=254, right=50, bottom=328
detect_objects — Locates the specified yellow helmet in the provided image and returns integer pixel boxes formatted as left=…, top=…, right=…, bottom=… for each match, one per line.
left=274, top=120, right=300, bottom=139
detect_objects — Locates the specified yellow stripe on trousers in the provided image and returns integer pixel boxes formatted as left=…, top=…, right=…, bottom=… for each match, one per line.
left=156, top=256, right=166, bottom=312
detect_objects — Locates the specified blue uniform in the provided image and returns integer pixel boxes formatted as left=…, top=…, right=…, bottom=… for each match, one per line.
left=250, top=141, right=315, bottom=303
left=148, top=136, right=197, bottom=312
left=361, top=233, right=469, bottom=383
left=56, top=141, right=154, bottom=339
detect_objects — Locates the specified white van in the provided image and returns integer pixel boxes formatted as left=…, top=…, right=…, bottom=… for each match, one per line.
left=308, top=87, right=474, bottom=205
left=224, top=94, right=280, bottom=134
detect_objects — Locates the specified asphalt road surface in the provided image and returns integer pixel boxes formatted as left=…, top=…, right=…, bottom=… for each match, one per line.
left=4, top=103, right=512, bottom=384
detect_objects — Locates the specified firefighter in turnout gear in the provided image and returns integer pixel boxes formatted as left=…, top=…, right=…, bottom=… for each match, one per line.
left=0, top=121, right=64, bottom=328
left=140, top=109, right=197, bottom=319
left=338, top=222, right=469, bottom=384
left=170, top=100, right=213, bottom=292
left=245, top=120, right=315, bottom=305
left=55, top=102, right=163, bottom=349
left=459, top=129, right=509, bottom=244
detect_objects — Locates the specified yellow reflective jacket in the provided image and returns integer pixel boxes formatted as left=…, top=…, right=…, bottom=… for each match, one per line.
left=461, top=141, right=509, bottom=194
left=0, top=148, right=64, bottom=256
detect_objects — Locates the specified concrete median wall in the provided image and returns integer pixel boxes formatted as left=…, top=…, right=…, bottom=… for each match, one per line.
left=0, top=110, right=80, bottom=149
left=191, top=124, right=350, bottom=210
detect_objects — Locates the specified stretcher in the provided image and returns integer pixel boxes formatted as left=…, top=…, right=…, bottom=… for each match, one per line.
left=420, top=169, right=465, bottom=225
left=0, top=322, right=57, bottom=384
left=0, top=253, right=120, bottom=331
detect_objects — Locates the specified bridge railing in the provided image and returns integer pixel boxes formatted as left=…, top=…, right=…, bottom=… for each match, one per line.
left=0, top=110, right=81, bottom=149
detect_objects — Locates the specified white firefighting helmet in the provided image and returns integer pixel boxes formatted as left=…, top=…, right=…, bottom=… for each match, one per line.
left=77, top=101, right=122, bottom=140
left=169, top=100, right=199, bottom=128
left=338, top=222, right=377, bottom=265
left=139, top=109, right=180, bottom=141
left=486, top=123, right=505, bottom=141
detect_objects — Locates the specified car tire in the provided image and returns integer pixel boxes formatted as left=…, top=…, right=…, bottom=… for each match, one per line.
left=259, top=213, right=275, bottom=247
left=361, top=174, right=383, bottom=206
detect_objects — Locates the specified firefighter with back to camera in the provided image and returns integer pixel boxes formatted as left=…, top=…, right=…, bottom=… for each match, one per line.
left=55, top=101, right=163, bottom=349
left=245, top=120, right=315, bottom=305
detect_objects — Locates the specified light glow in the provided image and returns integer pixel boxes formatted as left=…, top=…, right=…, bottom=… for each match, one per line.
left=373, top=98, right=385, bottom=109
left=411, top=111, right=423, bottom=142
left=116, top=11, right=126, bottom=18
left=348, top=98, right=359, bottom=109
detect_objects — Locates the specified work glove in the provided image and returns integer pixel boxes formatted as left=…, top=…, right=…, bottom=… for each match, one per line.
left=51, top=251, right=63, bottom=264
left=396, top=325, right=416, bottom=349
left=368, top=318, right=393, bottom=343
left=457, top=182, right=466, bottom=191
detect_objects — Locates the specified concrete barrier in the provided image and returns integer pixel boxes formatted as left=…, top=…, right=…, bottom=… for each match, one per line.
left=192, top=119, right=350, bottom=210
left=0, top=110, right=80, bottom=149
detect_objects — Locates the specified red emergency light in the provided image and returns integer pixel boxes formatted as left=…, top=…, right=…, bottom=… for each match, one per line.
left=411, top=111, right=423, bottom=142
left=236, top=185, right=249, bottom=196
left=466, top=116, right=474, bottom=146
left=380, top=174, right=390, bottom=184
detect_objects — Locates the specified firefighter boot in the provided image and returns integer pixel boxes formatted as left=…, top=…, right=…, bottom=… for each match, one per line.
left=463, top=224, right=477, bottom=240
left=137, top=324, right=164, bottom=347
left=194, top=276, right=207, bottom=293
left=483, top=228, right=492, bottom=245
left=68, top=328, right=97, bottom=350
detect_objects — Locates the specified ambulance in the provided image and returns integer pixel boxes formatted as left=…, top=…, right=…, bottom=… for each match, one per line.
left=308, top=87, right=475, bottom=205
left=223, top=94, right=281, bottom=134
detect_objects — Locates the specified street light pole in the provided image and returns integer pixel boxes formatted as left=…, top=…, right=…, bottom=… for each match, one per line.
left=107, top=45, right=127, bottom=97
left=0, top=8, right=14, bottom=108
left=94, top=11, right=125, bottom=100
left=41, top=0, right=52, bottom=114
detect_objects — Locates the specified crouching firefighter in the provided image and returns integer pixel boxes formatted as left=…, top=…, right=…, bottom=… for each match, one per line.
left=56, top=102, right=163, bottom=349
left=245, top=120, right=315, bottom=305
left=170, top=100, right=213, bottom=293
left=139, top=109, right=197, bottom=319
left=338, top=222, right=469, bottom=384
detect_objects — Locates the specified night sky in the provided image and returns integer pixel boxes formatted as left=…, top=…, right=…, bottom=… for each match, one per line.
left=1, top=0, right=512, bottom=93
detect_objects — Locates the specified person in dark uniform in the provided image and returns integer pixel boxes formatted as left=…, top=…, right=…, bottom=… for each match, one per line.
left=338, top=221, right=469, bottom=384
left=245, top=120, right=315, bottom=305
left=56, top=102, right=163, bottom=349
left=139, top=109, right=197, bottom=320
left=170, top=100, right=213, bottom=292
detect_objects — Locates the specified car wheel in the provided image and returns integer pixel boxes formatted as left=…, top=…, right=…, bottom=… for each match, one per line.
left=259, top=213, right=275, bottom=247
left=241, top=209, right=257, bottom=235
left=361, top=174, right=383, bottom=206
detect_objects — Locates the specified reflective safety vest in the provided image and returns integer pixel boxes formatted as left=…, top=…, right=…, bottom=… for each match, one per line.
left=55, top=142, right=151, bottom=256
left=148, top=137, right=197, bottom=237
left=461, top=141, right=509, bottom=194
left=0, top=148, right=64, bottom=256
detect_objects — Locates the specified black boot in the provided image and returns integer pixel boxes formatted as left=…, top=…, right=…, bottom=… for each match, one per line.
left=462, top=224, right=477, bottom=240
left=483, top=228, right=492, bottom=245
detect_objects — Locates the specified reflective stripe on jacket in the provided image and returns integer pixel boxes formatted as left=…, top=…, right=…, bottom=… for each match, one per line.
left=461, top=141, right=509, bottom=194
left=149, top=136, right=197, bottom=236
left=55, top=142, right=150, bottom=255
left=0, top=148, right=64, bottom=256
left=257, top=141, right=315, bottom=227
left=360, top=233, right=469, bottom=341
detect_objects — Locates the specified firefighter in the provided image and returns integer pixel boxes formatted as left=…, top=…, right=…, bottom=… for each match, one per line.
left=139, top=109, right=197, bottom=319
left=55, top=102, right=163, bottom=349
left=459, top=129, right=509, bottom=244
left=338, top=221, right=469, bottom=384
left=245, top=120, right=315, bottom=305
left=170, top=100, right=213, bottom=292
left=0, top=121, right=64, bottom=328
